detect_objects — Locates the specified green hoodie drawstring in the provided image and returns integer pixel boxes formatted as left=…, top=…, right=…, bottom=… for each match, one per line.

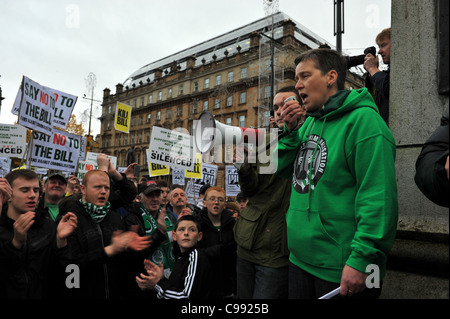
left=306, top=117, right=327, bottom=219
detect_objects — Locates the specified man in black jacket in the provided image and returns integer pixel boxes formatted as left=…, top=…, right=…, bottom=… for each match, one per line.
left=0, top=169, right=77, bottom=299
left=415, top=106, right=449, bottom=207
left=63, top=170, right=150, bottom=298
left=364, top=27, right=391, bottom=126
left=198, top=186, right=236, bottom=298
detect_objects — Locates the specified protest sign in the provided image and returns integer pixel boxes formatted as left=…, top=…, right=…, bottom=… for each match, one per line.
left=185, top=153, right=202, bottom=179
left=76, top=160, right=98, bottom=181
left=11, top=86, right=21, bottom=115
left=13, top=80, right=77, bottom=130
left=47, top=87, right=78, bottom=129
left=0, top=157, right=12, bottom=177
left=148, top=126, right=195, bottom=170
left=85, top=152, right=117, bottom=169
left=225, top=165, right=241, bottom=196
left=114, top=102, right=132, bottom=133
left=186, top=163, right=217, bottom=202
left=30, top=129, right=81, bottom=172
left=0, top=124, right=27, bottom=158
left=172, top=168, right=185, bottom=186
left=18, top=76, right=55, bottom=135
left=145, top=148, right=169, bottom=177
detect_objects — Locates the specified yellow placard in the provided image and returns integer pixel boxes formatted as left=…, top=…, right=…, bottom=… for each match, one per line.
left=149, top=162, right=170, bottom=177
left=185, top=153, right=202, bottom=179
left=114, top=102, right=132, bottom=133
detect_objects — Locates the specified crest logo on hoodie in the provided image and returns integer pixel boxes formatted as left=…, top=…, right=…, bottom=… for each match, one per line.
left=293, top=134, right=328, bottom=194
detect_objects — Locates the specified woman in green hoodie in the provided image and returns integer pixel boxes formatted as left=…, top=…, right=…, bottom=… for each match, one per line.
left=276, top=49, right=398, bottom=299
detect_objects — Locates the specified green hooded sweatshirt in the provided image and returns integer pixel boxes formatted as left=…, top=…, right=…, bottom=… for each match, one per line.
left=275, top=87, right=398, bottom=283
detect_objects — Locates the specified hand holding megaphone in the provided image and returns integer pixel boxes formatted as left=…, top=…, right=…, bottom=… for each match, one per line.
left=280, top=96, right=306, bottom=131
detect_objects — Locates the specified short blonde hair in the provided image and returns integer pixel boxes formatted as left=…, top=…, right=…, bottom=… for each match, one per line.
left=82, top=170, right=109, bottom=186
left=376, top=28, right=391, bottom=44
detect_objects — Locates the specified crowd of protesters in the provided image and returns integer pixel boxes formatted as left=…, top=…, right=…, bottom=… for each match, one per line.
left=1, top=29, right=448, bottom=300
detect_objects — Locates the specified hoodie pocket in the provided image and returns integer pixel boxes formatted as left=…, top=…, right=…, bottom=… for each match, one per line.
left=287, top=208, right=349, bottom=269
left=234, top=208, right=262, bottom=251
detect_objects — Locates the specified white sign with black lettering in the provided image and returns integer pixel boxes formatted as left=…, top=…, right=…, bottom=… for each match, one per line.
left=148, top=126, right=195, bottom=170
left=0, top=124, right=27, bottom=158
left=30, top=129, right=81, bottom=172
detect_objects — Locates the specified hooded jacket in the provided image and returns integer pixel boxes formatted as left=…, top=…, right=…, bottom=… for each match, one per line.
left=276, top=88, right=398, bottom=283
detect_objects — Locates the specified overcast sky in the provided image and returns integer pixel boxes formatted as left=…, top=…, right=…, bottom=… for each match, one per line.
left=0, top=0, right=391, bottom=136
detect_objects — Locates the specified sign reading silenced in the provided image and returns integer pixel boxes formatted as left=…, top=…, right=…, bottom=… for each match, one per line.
left=148, top=126, right=195, bottom=170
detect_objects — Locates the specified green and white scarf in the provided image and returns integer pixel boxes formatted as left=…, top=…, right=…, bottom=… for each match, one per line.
left=80, top=199, right=111, bottom=223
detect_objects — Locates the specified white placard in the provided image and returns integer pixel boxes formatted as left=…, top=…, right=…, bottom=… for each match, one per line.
left=30, top=129, right=81, bottom=172
left=0, top=124, right=28, bottom=158
left=148, top=126, right=195, bottom=170
left=85, top=152, right=117, bottom=169
left=225, top=165, right=241, bottom=197
left=18, top=76, right=55, bottom=135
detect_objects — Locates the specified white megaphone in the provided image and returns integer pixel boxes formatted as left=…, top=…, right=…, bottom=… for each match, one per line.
left=194, top=111, right=266, bottom=154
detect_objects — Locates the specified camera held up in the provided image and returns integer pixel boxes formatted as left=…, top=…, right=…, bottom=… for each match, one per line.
left=346, top=46, right=376, bottom=69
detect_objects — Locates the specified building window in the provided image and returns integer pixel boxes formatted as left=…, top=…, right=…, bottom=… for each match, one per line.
left=156, top=111, right=161, bottom=120
left=141, top=97, right=144, bottom=106
left=177, top=106, right=183, bottom=116
left=226, top=117, right=232, bottom=126
left=226, top=95, right=233, bottom=107
left=168, top=88, right=173, bottom=98
left=228, top=71, right=234, bottom=82
left=146, top=131, right=150, bottom=143
left=138, top=132, right=142, bottom=144
left=139, top=116, right=143, bottom=125
left=131, top=134, right=135, bottom=145
left=239, top=115, right=245, bottom=127
left=239, top=92, right=247, bottom=104
left=194, top=82, right=199, bottom=92
left=147, top=113, right=151, bottom=123
left=241, top=67, right=247, bottom=79
left=134, top=99, right=137, bottom=107
left=214, top=98, right=220, bottom=109
left=179, top=84, right=184, bottom=95
left=204, top=78, right=210, bottom=89
left=192, top=102, right=198, bottom=114
left=158, top=91, right=162, bottom=101
left=108, top=105, right=112, bottom=113
left=148, top=94, right=153, bottom=104
left=203, top=100, right=209, bottom=111
left=216, top=75, right=221, bottom=86
left=166, top=109, right=172, bottom=119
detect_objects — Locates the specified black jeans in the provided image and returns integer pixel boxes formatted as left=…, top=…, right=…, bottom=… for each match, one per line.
left=288, top=262, right=382, bottom=299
